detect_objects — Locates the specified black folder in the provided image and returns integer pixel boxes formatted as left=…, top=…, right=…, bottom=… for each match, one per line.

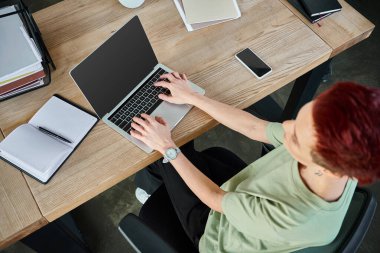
left=288, top=0, right=332, bottom=24
left=299, top=0, right=342, bottom=17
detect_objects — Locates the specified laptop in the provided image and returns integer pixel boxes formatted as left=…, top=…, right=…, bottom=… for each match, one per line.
left=70, top=16, right=205, bottom=153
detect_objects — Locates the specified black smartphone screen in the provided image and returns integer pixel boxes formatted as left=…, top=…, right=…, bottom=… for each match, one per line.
left=236, top=48, right=271, bottom=78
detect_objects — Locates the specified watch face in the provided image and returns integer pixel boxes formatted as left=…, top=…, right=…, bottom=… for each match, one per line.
left=166, top=148, right=177, bottom=160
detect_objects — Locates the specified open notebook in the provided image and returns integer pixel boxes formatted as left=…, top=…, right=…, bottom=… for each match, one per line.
left=0, top=95, right=98, bottom=183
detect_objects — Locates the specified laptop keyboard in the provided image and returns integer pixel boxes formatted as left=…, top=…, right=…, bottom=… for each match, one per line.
left=108, top=68, right=170, bottom=133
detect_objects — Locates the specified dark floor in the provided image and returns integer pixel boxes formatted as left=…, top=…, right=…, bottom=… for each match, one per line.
left=1, top=0, right=380, bottom=252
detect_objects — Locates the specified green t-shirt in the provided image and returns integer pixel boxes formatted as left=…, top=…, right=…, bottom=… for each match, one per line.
left=199, top=122, right=357, bottom=253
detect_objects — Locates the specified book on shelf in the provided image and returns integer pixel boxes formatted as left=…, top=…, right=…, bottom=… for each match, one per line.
left=0, top=95, right=98, bottom=183
left=0, top=5, right=46, bottom=98
left=173, top=0, right=240, bottom=32
left=0, top=79, right=45, bottom=100
left=299, top=0, right=342, bottom=17
left=288, top=0, right=333, bottom=24
left=0, top=69, right=45, bottom=95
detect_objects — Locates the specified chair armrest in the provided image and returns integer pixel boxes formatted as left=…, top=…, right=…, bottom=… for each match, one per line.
left=340, top=187, right=377, bottom=253
left=118, top=213, right=177, bottom=253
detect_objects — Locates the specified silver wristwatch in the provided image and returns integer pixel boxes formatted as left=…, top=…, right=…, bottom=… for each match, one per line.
left=162, top=147, right=181, bottom=163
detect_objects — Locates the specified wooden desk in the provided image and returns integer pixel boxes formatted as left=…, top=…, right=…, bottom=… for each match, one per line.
left=280, top=0, right=375, bottom=57
left=0, top=0, right=373, bottom=248
left=0, top=133, right=48, bottom=249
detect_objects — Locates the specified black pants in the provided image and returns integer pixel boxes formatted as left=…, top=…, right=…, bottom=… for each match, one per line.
left=135, top=142, right=247, bottom=247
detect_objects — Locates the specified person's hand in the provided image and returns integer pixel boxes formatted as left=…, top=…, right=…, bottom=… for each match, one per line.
left=130, top=113, right=176, bottom=154
left=155, top=72, right=199, bottom=105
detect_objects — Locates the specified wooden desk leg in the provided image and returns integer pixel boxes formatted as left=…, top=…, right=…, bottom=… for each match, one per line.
left=281, top=59, right=332, bottom=120
left=21, top=213, right=92, bottom=253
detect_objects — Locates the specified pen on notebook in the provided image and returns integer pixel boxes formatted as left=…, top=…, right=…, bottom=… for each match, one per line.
left=38, top=126, right=72, bottom=144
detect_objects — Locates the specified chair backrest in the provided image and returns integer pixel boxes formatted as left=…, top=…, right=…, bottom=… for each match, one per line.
left=119, top=213, right=178, bottom=253
left=294, top=187, right=377, bottom=253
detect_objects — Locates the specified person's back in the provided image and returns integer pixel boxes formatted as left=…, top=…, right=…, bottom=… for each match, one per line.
left=199, top=123, right=357, bottom=252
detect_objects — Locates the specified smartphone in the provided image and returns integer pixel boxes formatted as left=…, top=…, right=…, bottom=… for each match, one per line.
left=235, top=48, right=272, bottom=79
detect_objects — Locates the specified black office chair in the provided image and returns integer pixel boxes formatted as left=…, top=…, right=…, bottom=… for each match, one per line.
left=118, top=147, right=377, bottom=253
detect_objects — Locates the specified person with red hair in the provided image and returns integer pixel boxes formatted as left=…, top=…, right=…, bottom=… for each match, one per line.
left=131, top=73, right=380, bottom=252
left=311, top=82, right=380, bottom=184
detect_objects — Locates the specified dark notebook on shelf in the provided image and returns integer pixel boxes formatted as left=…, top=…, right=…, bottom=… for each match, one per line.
left=300, top=0, right=342, bottom=17
left=288, top=0, right=332, bottom=24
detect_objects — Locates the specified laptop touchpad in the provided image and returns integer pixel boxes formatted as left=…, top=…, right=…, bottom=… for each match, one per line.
left=150, top=102, right=191, bottom=130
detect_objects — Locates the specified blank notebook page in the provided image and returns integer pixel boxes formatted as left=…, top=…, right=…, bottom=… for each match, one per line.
left=28, top=96, right=98, bottom=148
left=0, top=124, right=71, bottom=176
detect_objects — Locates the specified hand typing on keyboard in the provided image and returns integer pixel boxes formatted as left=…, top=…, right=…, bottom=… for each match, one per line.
left=108, top=68, right=170, bottom=134
left=130, top=113, right=175, bottom=154
left=155, top=72, right=199, bottom=105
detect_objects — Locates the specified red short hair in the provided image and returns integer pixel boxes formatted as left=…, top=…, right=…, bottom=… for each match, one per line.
left=312, top=82, right=380, bottom=184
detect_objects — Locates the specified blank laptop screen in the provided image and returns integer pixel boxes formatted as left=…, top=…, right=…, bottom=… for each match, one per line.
left=70, top=16, right=158, bottom=118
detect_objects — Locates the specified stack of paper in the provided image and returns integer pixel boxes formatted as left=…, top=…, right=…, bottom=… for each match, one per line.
left=173, top=0, right=241, bottom=32
left=0, top=6, right=46, bottom=99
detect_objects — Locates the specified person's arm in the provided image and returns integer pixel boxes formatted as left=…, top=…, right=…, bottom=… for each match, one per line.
left=130, top=114, right=225, bottom=212
left=189, top=94, right=269, bottom=143
left=156, top=72, right=270, bottom=144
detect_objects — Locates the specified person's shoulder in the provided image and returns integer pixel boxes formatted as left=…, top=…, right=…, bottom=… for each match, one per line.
left=265, top=122, right=284, bottom=147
